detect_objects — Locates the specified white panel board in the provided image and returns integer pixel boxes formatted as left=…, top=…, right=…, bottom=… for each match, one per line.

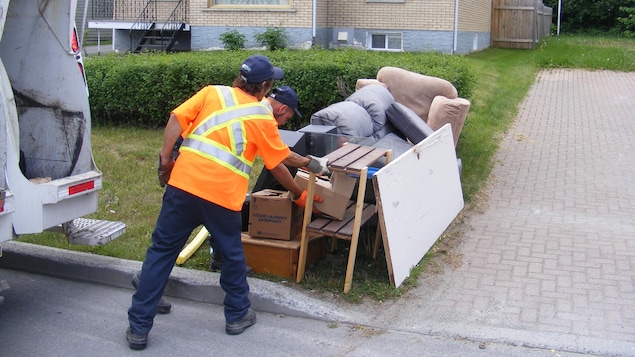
left=373, top=124, right=464, bottom=288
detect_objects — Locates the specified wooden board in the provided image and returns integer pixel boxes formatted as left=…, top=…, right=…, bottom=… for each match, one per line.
left=373, top=124, right=464, bottom=287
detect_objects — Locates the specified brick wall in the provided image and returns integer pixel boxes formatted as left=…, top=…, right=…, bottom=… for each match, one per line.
left=316, top=0, right=328, bottom=27
left=189, top=0, right=313, bottom=28
left=327, top=0, right=455, bottom=31
left=459, top=0, right=492, bottom=32
left=112, top=1, right=493, bottom=34
left=111, top=0, right=492, bottom=53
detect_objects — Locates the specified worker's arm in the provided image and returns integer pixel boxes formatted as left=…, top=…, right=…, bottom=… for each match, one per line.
left=274, top=149, right=328, bottom=210
left=160, top=113, right=182, bottom=165
left=282, top=152, right=330, bottom=175
left=157, top=113, right=182, bottom=187
left=281, top=151, right=310, bottom=168
left=269, top=163, right=323, bottom=211
left=269, top=163, right=303, bottom=198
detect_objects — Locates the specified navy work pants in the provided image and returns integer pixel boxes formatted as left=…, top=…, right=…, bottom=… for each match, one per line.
left=128, top=185, right=249, bottom=335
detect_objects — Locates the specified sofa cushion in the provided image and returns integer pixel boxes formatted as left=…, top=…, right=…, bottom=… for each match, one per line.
left=310, top=101, right=374, bottom=137
left=427, top=96, right=471, bottom=147
left=386, top=102, right=435, bottom=144
left=346, top=84, right=395, bottom=139
left=355, top=79, right=387, bottom=90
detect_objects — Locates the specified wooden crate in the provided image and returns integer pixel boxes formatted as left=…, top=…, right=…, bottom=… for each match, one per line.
left=241, top=233, right=326, bottom=278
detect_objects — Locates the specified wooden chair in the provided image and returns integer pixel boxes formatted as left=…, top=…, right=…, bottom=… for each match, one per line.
left=296, top=144, right=391, bottom=293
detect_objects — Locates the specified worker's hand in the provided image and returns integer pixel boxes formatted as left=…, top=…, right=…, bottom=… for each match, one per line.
left=293, top=190, right=324, bottom=214
left=158, top=154, right=175, bottom=188
left=306, top=155, right=330, bottom=175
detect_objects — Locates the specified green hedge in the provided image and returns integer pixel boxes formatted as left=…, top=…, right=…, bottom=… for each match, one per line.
left=85, top=49, right=475, bottom=130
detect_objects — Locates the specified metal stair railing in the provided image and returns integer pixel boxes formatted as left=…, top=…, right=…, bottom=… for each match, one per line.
left=161, top=0, right=187, bottom=51
left=92, top=0, right=114, bottom=19
left=130, top=0, right=157, bottom=51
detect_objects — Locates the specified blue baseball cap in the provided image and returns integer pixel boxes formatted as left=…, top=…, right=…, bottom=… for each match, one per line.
left=240, top=55, right=284, bottom=83
left=270, top=86, right=302, bottom=118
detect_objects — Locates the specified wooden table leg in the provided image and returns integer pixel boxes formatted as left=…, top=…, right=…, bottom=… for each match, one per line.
left=296, top=171, right=316, bottom=283
left=371, top=149, right=390, bottom=260
left=372, top=225, right=382, bottom=260
left=343, top=167, right=368, bottom=294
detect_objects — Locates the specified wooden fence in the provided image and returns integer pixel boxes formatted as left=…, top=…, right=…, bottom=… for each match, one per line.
left=492, top=0, right=553, bottom=49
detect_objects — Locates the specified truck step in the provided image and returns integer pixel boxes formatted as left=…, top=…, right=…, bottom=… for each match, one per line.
left=61, top=218, right=126, bottom=246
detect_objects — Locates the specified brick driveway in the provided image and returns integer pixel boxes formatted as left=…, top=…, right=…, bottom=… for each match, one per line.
left=371, top=69, right=635, bottom=356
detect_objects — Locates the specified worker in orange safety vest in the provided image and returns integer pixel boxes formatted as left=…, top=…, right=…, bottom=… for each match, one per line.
left=126, top=55, right=329, bottom=350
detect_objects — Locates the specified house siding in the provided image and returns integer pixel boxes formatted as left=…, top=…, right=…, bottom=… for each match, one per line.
left=189, top=0, right=313, bottom=27
left=352, top=28, right=455, bottom=53
left=191, top=26, right=313, bottom=50
left=327, top=0, right=455, bottom=31
left=188, top=0, right=315, bottom=50
left=108, top=0, right=492, bottom=53
left=322, top=0, right=490, bottom=53
left=455, top=0, right=491, bottom=53
left=459, top=0, right=491, bottom=32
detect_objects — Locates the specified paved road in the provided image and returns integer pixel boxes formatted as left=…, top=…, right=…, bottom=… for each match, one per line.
left=1, top=69, right=634, bottom=356
left=1, top=268, right=593, bottom=357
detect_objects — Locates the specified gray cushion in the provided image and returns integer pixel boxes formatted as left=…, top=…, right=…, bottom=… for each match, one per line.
left=310, top=101, right=374, bottom=137
left=385, top=102, right=435, bottom=144
left=346, top=84, right=395, bottom=139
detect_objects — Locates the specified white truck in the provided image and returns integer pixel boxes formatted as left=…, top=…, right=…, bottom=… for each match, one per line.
left=0, top=0, right=125, bottom=246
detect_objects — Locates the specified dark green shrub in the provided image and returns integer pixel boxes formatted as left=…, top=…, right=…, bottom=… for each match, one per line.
left=220, top=29, right=247, bottom=50
left=84, top=49, right=475, bottom=129
left=617, top=6, right=635, bottom=37
left=254, top=27, right=288, bottom=51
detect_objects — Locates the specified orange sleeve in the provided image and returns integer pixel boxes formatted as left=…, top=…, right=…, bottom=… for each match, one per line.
left=171, top=86, right=216, bottom=134
left=246, top=118, right=290, bottom=170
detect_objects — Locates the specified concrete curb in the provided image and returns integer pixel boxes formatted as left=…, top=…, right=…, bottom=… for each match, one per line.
left=0, top=241, right=358, bottom=323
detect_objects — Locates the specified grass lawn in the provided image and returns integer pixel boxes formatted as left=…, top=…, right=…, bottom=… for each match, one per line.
left=17, top=35, right=635, bottom=302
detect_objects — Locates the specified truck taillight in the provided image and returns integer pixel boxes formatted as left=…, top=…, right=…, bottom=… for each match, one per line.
left=71, top=28, right=80, bottom=53
left=71, top=26, right=89, bottom=94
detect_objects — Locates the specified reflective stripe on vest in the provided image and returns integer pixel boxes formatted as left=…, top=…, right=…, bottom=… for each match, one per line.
left=180, top=86, right=272, bottom=179
left=217, top=85, right=237, bottom=107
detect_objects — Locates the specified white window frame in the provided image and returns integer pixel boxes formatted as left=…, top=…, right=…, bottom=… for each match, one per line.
left=367, top=32, right=403, bottom=52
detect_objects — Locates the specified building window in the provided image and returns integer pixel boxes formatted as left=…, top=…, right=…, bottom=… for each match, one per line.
left=369, top=33, right=402, bottom=51
left=213, top=0, right=289, bottom=5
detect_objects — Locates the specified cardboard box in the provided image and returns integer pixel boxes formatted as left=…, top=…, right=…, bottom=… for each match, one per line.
left=241, top=233, right=327, bottom=279
left=248, top=189, right=303, bottom=241
left=294, top=169, right=357, bottom=220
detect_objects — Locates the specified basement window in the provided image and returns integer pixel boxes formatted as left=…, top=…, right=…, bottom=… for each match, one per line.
left=368, top=32, right=402, bottom=51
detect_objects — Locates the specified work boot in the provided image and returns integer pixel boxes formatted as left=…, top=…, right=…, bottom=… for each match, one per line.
left=131, top=272, right=172, bottom=314
left=209, top=251, right=222, bottom=271
left=126, top=327, right=147, bottom=350
left=226, top=308, right=257, bottom=335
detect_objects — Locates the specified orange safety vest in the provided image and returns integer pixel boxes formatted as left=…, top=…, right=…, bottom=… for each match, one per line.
left=169, top=86, right=289, bottom=210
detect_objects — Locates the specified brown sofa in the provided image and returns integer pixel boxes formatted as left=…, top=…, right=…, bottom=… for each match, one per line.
left=359, top=66, right=471, bottom=148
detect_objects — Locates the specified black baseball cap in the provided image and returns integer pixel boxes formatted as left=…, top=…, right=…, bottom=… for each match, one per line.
left=239, top=55, right=284, bottom=83
left=270, top=86, right=302, bottom=118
